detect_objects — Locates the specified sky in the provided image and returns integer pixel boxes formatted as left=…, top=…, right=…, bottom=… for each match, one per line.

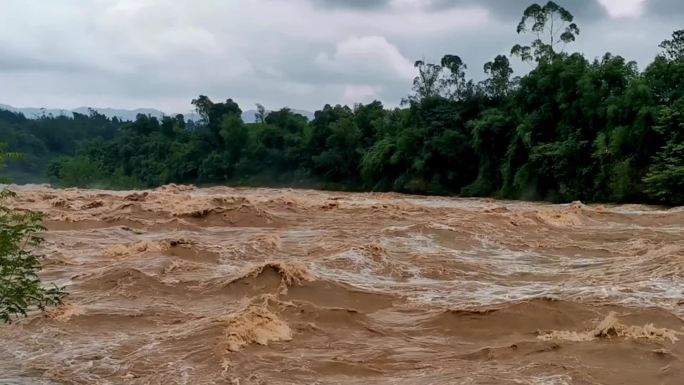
left=0, top=0, right=682, bottom=114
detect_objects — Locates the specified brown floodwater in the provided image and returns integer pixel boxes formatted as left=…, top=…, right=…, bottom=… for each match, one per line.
left=1, top=184, right=683, bottom=385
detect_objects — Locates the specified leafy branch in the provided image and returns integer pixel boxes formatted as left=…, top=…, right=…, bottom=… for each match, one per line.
left=0, top=145, right=66, bottom=323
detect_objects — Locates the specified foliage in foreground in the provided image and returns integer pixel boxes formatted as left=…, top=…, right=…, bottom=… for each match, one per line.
left=0, top=147, right=65, bottom=323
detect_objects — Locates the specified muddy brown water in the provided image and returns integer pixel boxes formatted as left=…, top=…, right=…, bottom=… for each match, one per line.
left=1, top=184, right=683, bottom=385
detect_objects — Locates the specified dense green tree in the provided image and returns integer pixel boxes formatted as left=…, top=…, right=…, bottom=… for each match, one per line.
left=0, top=110, right=122, bottom=183
left=463, top=108, right=515, bottom=196
left=644, top=97, right=684, bottom=204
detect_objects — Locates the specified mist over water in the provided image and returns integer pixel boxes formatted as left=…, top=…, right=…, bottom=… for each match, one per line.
left=1, top=185, right=683, bottom=384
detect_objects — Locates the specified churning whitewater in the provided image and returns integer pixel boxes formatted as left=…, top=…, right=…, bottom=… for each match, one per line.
left=1, top=185, right=683, bottom=385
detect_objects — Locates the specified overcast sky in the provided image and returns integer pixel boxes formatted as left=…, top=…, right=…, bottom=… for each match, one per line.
left=0, top=0, right=681, bottom=113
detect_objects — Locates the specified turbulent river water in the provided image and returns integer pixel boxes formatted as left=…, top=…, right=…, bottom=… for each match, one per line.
left=1, top=185, right=683, bottom=385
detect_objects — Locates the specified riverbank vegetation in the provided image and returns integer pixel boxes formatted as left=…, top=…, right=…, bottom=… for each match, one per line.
left=2, top=2, right=682, bottom=205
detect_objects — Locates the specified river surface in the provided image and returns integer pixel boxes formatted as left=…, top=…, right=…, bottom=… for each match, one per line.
left=1, top=185, right=683, bottom=384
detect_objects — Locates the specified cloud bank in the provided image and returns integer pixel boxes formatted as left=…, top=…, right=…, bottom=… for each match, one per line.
left=0, top=0, right=680, bottom=113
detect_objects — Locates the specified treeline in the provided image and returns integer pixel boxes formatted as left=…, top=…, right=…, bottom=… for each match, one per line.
left=6, top=2, right=684, bottom=205
left=0, top=109, right=123, bottom=183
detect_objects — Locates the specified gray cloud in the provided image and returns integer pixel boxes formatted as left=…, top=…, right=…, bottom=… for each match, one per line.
left=433, top=0, right=579, bottom=15
left=314, top=0, right=608, bottom=20
left=645, top=0, right=684, bottom=18
left=311, top=0, right=389, bottom=10
left=0, top=0, right=680, bottom=113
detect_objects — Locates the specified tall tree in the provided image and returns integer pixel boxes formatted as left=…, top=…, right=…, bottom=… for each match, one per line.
left=440, top=54, right=470, bottom=100
left=482, top=55, right=515, bottom=98
left=659, top=30, right=684, bottom=61
left=406, top=60, right=445, bottom=103
left=255, top=103, right=268, bottom=124
left=511, top=1, right=579, bottom=62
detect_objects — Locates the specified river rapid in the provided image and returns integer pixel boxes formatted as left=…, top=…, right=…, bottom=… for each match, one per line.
left=1, top=185, right=683, bottom=385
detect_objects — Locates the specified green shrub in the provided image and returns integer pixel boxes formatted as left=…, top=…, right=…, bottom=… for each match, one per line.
left=1, top=145, right=66, bottom=323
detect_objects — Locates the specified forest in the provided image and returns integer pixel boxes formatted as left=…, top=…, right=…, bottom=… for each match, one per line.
left=1, top=2, right=682, bottom=205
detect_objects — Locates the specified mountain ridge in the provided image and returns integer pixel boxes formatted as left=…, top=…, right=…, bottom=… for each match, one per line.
left=0, top=103, right=314, bottom=123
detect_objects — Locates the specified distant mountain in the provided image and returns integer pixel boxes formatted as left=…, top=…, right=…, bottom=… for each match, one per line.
left=0, top=103, right=314, bottom=123
left=0, top=103, right=168, bottom=121
left=72, top=107, right=167, bottom=121
left=0, top=104, right=77, bottom=119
